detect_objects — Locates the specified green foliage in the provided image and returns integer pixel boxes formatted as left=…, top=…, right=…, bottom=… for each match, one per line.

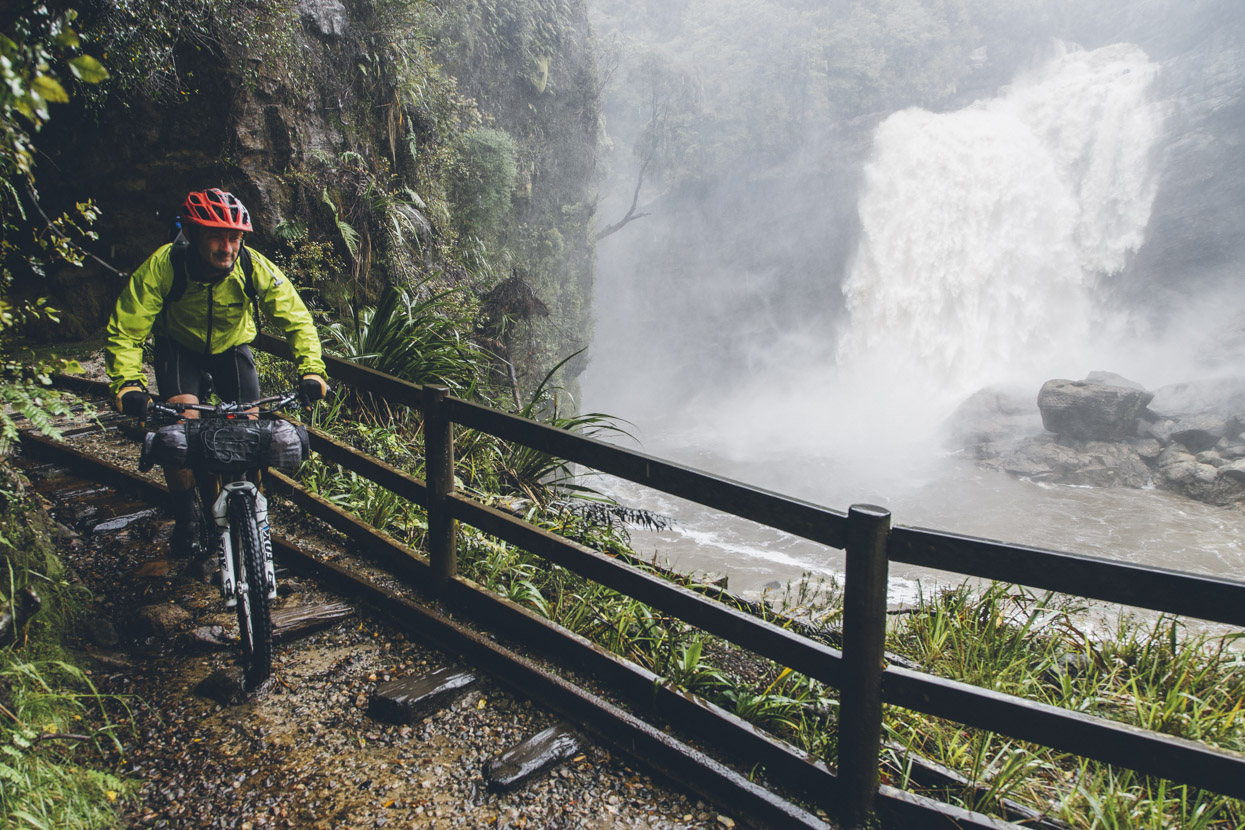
left=321, top=187, right=361, bottom=260
left=299, top=149, right=439, bottom=302
left=78, top=0, right=304, bottom=104
left=0, top=467, right=128, bottom=828
left=75, top=0, right=216, bottom=102
left=0, top=8, right=107, bottom=178
left=0, top=16, right=123, bottom=818
left=364, top=183, right=431, bottom=253
left=423, top=0, right=600, bottom=375
left=322, top=283, right=488, bottom=400
left=446, top=0, right=576, bottom=82
left=273, top=221, right=307, bottom=244
left=497, top=349, right=631, bottom=505
left=272, top=237, right=346, bottom=317
left=886, top=583, right=1245, bottom=825
left=450, top=127, right=520, bottom=242
left=0, top=655, right=131, bottom=829
left=0, top=8, right=105, bottom=442
left=0, top=382, right=72, bottom=456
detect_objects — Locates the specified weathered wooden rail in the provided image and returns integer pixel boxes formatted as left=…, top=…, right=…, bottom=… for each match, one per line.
left=63, top=335, right=1245, bottom=829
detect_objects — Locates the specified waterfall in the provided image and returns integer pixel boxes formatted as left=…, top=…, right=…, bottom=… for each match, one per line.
left=836, top=43, right=1164, bottom=406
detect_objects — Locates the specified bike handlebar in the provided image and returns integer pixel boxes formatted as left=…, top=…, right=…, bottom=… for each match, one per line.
left=147, top=390, right=303, bottom=421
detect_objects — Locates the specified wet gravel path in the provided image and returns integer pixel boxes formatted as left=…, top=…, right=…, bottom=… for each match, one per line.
left=19, top=421, right=746, bottom=830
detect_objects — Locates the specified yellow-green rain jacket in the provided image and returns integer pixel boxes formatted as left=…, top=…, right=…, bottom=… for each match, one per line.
left=105, top=243, right=326, bottom=393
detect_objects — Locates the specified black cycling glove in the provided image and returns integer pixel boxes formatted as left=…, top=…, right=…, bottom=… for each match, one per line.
left=299, top=373, right=328, bottom=406
left=115, top=384, right=150, bottom=418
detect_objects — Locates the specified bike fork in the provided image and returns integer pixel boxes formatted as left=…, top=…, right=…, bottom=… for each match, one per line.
left=212, top=481, right=278, bottom=605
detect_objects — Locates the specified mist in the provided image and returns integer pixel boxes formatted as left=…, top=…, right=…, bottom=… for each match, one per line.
left=582, top=0, right=1244, bottom=502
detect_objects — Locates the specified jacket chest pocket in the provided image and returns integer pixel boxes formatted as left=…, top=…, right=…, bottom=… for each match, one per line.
left=215, top=281, right=251, bottom=317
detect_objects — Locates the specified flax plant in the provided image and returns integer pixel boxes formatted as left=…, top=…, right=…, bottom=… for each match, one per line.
left=497, top=350, right=633, bottom=506
left=322, top=282, right=486, bottom=410
left=885, top=583, right=1245, bottom=827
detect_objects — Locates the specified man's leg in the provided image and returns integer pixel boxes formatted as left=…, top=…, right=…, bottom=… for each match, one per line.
left=164, top=394, right=203, bottom=558
left=154, top=337, right=206, bottom=559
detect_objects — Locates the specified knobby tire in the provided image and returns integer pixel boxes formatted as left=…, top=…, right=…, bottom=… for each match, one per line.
left=229, top=492, right=273, bottom=688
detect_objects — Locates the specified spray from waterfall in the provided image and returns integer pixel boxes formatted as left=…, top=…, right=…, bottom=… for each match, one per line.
left=836, top=42, right=1163, bottom=409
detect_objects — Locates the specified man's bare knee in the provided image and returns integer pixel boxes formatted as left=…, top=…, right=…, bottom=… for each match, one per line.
left=162, top=395, right=199, bottom=494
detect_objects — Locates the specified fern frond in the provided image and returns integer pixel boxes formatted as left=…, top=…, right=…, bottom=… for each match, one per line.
left=335, top=218, right=360, bottom=258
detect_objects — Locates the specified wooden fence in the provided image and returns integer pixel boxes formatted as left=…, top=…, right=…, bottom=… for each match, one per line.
left=258, top=334, right=1245, bottom=829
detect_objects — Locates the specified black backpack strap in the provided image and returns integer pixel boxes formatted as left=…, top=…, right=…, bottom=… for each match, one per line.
left=239, top=246, right=262, bottom=340
left=167, top=236, right=191, bottom=303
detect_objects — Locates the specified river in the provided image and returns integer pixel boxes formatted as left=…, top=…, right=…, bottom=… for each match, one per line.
left=593, top=438, right=1245, bottom=605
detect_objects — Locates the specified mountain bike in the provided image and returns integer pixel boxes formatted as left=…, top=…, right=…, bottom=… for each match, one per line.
left=141, top=389, right=310, bottom=688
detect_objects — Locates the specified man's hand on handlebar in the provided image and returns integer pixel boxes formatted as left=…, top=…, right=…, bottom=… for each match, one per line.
left=115, top=384, right=150, bottom=419
left=299, top=373, right=329, bottom=407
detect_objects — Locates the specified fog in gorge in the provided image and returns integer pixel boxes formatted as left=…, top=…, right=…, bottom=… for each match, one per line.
left=580, top=0, right=1245, bottom=591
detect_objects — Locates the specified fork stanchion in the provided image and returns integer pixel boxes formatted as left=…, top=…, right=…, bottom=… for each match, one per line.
left=423, top=385, right=457, bottom=592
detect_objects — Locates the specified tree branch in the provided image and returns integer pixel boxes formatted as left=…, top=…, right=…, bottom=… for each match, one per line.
left=595, top=156, right=653, bottom=241
left=32, top=732, right=94, bottom=746
left=24, top=183, right=126, bottom=277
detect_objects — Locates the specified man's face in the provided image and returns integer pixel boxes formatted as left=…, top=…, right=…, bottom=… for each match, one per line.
left=195, top=227, right=244, bottom=271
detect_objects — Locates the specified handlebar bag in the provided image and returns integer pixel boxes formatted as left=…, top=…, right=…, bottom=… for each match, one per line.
left=139, top=422, right=189, bottom=471
left=141, top=419, right=309, bottom=473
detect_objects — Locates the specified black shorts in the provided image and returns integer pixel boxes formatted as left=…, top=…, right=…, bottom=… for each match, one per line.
left=153, top=337, right=260, bottom=404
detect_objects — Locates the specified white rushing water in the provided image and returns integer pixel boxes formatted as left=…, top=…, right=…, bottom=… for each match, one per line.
left=585, top=43, right=1245, bottom=601
left=836, top=42, right=1163, bottom=409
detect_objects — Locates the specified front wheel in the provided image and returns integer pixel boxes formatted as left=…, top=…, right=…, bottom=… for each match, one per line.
left=229, top=492, right=272, bottom=688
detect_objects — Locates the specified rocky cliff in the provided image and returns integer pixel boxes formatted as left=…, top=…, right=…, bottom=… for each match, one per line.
left=30, top=0, right=600, bottom=392
left=1117, top=0, right=1245, bottom=317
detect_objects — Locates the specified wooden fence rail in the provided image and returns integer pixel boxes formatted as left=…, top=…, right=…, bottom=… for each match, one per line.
left=255, top=334, right=1245, bottom=827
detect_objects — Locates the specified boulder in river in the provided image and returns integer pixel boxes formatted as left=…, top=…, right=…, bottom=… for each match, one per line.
left=1169, top=413, right=1236, bottom=453
left=960, top=369, right=1245, bottom=510
left=999, top=434, right=1152, bottom=488
left=1147, top=377, right=1245, bottom=420
left=942, top=384, right=1043, bottom=453
left=1038, top=376, right=1154, bottom=441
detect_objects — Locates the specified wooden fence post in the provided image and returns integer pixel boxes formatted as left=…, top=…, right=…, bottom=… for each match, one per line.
left=839, top=503, right=891, bottom=829
left=423, top=385, right=457, bottom=591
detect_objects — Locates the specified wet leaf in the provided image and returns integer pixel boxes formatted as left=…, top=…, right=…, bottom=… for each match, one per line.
left=68, top=54, right=108, bottom=83
left=32, top=74, right=68, bottom=104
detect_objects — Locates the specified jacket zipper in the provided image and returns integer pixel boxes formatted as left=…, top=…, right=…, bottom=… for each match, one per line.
left=204, top=284, right=214, bottom=354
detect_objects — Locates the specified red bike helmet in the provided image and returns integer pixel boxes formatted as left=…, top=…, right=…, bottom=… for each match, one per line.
left=182, top=188, right=253, bottom=231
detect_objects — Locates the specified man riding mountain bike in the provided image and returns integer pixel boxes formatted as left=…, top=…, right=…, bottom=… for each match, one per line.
left=105, top=188, right=328, bottom=571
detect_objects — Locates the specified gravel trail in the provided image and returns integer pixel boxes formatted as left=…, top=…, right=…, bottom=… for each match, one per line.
left=20, top=418, right=746, bottom=830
